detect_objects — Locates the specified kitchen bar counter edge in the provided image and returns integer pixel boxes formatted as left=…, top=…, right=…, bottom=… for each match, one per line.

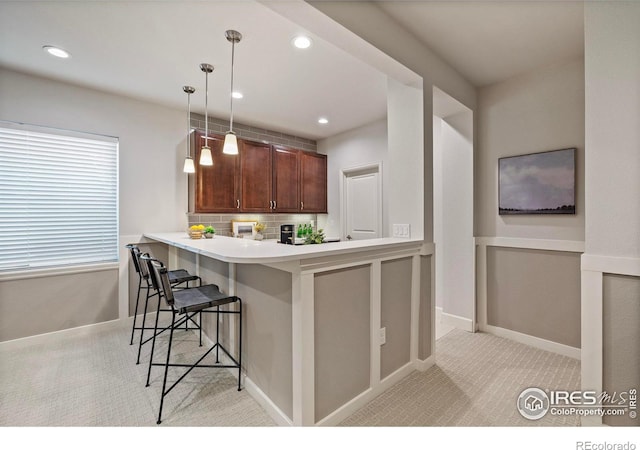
left=143, top=232, right=424, bottom=266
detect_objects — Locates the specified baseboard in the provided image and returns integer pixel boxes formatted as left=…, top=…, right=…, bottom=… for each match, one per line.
left=414, top=354, right=436, bottom=372
left=481, top=323, right=581, bottom=360
left=442, top=311, right=474, bottom=332
left=315, top=361, right=415, bottom=426
left=0, top=317, right=127, bottom=350
left=243, top=376, right=293, bottom=426
left=197, top=329, right=293, bottom=427
left=435, top=306, right=443, bottom=324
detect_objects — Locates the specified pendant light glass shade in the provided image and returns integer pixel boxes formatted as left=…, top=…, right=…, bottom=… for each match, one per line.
left=199, top=63, right=214, bottom=166
left=199, top=147, right=213, bottom=165
left=183, top=156, right=195, bottom=173
left=182, top=85, right=196, bottom=173
left=223, top=30, right=242, bottom=156
left=223, top=131, right=238, bottom=155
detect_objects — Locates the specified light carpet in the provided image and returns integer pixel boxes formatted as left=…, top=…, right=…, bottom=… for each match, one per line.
left=0, top=320, right=580, bottom=427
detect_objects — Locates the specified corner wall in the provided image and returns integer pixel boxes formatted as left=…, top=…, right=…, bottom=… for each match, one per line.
left=582, top=1, right=640, bottom=426
left=476, top=58, right=585, bottom=353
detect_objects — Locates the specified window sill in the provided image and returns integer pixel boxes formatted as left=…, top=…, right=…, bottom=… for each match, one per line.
left=0, top=262, right=119, bottom=282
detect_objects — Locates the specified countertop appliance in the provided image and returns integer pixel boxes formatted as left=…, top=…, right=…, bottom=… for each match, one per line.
left=280, top=224, right=294, bottom=245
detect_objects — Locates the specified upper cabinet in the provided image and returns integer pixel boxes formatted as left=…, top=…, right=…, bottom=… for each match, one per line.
left=272, top=145, right=300, bottom=213
left=192, top=132, right=326, bottom=214
left=240, top=140, right=272, bottom=212
left=299, top=151, right=327, bottom=213
left=194, top=131, right=240, bottom=213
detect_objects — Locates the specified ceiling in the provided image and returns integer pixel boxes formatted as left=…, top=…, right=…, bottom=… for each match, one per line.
left=0, top=1, right=585, bottom=140
left=0, top=0, right=388, bottom=140
left=377, top=0, right=585, bottom=87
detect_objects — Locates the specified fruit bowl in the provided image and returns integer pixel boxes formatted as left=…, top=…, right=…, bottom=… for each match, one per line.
left=188, top=224, right=205, bottom=239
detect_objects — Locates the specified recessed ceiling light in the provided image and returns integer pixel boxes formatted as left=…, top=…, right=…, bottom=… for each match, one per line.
left=43, top=45, right=70, bottom=59
left=292, top=36, right=312, bottom=49
left=232, top=91, right=243, bottom=99
left=318, top=117, right=329, bottom=125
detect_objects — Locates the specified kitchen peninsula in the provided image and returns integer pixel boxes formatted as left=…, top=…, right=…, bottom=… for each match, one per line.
left=143, top=232, right=434, bottom=426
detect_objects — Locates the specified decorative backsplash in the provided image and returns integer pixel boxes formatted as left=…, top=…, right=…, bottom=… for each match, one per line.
left=187, top=213, right=319, bottom=240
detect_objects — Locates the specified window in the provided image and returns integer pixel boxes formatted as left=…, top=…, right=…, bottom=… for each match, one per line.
left=0, top=121, right=118, bottom=271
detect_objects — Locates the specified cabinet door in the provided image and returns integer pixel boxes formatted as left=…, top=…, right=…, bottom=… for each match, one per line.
left=194, top=131, right=240, bottom=213
left=299, top=152, right=327, bottom=213
left=272, top=145, right=300, bottom=213
left=240, top=140, right=272, bottom=212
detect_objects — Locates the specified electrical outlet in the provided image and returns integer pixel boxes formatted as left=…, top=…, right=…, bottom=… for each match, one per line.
left=379, top=327, right=386, bottom=345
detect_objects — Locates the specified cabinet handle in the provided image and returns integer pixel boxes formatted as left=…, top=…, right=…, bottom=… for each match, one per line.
left=236, top=199, right=240, bottom=209
left=301, top=201, right=304, bottom=210
left=273, top=200, right=277, bottom=209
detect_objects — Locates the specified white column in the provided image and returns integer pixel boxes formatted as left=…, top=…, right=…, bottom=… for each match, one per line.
left=410, top=254, right=420, bottom=362
left=292, top=270, right=315, bottom=426
left=370, top=261, right=381, bottom=388
left=581, top=266, right=603, bottom=426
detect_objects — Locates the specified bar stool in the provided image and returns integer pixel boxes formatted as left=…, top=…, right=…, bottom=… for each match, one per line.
left=125, top=244, right=201, bottom=364
left=144, top=256, right=243, bottom=424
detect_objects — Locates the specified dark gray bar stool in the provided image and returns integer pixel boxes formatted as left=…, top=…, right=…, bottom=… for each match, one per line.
left=125, top=244, right=201, bottom=364
left=144, top=255, right=243, bottom=425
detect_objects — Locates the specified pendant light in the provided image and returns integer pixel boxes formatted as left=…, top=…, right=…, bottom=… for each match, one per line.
left=223, top=30, right=242, bottom=155
left=199, top=63, right=214, bottom=166
left=182, top=85, right=196, bottom=173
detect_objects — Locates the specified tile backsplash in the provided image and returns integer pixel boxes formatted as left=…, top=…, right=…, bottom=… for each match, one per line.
left=190, top=113, right=317, bottom=152
left=187, top=213, right=318, bottom=240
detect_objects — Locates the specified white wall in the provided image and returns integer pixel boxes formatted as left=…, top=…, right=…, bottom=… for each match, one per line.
left=387, top=78, right=424, bottom=240
left=476, top=58, right=585, bottom=241
left=433, top=116, right=443, bottom=309
left=317, top=119, right=388, bottom=239
left=581, top=3, right=640, bottom=424
left=0, top=67, right=187, bottom=339
left=0, top=68, right=188, bottom=236
left=437, top=112, right=474, bottom=320
left=584, top=3, right=640, bottom=258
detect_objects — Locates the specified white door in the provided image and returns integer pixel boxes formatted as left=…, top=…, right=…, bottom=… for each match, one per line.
left=343, top=165, right=381, bottom=240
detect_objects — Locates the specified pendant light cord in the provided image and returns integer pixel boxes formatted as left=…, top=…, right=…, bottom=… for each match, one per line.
left=186, top=92, right=191, bottom=158
left=229, top=40, right=235, bottom=133
left=205, top=70, right=209, bottom=140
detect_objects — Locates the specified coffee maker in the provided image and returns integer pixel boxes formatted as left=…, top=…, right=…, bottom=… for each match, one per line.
left=280, top=224, right=294, bottom=245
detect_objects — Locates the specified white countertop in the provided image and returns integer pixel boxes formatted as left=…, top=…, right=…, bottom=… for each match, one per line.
left=143, top=232, right=423, bottom=264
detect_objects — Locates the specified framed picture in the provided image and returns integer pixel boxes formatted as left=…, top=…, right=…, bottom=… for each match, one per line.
left=499, top=148, right=576, bottom=215
left=231, top=220, right=257, bottom=238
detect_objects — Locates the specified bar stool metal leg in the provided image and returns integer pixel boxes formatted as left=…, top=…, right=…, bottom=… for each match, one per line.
left=238, top=299, right=242, bottom=392
left=136, top=286, right=152, bottom=365
left=157, top=311, right=176, bottom=425
left=129, top=272, right=142, bottom=345
left=146, top=294, right=163, bottom=387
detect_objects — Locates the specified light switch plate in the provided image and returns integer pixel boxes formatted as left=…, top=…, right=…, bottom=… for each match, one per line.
left=392, top=224, right=410, bottom=238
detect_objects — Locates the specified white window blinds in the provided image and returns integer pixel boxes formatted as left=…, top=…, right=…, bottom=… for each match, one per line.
left=0, top=121, right=118, bottom=271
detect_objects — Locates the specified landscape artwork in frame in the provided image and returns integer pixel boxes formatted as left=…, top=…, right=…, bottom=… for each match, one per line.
left=499, top=148, right=576, bottom=215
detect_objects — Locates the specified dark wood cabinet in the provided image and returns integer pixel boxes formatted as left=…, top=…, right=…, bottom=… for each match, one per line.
left=272, top=145, right=300, bottom=213
left=193, top=133, right=326, bottom=214
left=194, top=131, right=240, bottom=213
left=240, top=140, right=272, bottom=212
left=299, top=151, right=327, bottom=213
